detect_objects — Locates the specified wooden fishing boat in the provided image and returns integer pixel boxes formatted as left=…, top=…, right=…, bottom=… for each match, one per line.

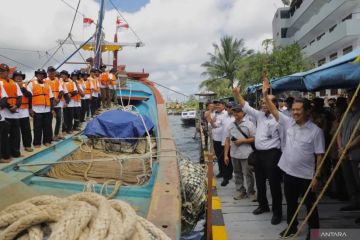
left=0, top=73, right=182, bottom=239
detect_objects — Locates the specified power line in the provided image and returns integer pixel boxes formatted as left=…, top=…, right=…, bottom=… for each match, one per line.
left=69, top=0, right=81, bottom=34
left=0, top=53, right=34, bottom=69
left=108, top=0, right=144, bottom=44
left=148, top=80, right=189, bottom=97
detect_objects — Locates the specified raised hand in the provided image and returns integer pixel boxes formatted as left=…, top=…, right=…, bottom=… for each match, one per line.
left=232, top=86, right=241, bottom=97
left=262, top=77, right=270, bottom=95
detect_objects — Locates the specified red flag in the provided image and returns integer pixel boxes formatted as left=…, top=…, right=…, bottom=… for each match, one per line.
left=83, top=17, right=94, bottom=27
left=116, top=17, right=129, bottom=31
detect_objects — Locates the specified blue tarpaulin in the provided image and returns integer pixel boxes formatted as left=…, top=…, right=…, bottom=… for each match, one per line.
left=246, top=47, right=360, bottom=93
left=84, top=110, right=154, bottom=140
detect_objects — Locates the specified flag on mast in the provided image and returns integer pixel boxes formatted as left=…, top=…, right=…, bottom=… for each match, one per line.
left=116, top=17, right=129, bottom=31
left=83, top=17, right=94, bottom=27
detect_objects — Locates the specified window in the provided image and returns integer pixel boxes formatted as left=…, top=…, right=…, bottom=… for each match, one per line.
left=309, top=39, right=315, bottom=45
left=281, top=28, right=288, bottom=38
left=320, top=90, right=326, bottom=97
left=280, top=10, right=290, bottom=19
left=318, top=58, right=326, bottom=66
left=330, top=52, right=338, bottom=61
left=330, top=89, right=338, bottom=95
left=329, top=24, right=337, bottom=33
left=316, top=32, right=325, bottom=41
left=342, top=14, right=352, bottom=22
left=343, top=46, right=353, bottom=55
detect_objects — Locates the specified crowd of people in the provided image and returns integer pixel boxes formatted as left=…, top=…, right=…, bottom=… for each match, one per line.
left=203, top=77, right=359, bottom=239
left=0, top=63, right=122, bottom=163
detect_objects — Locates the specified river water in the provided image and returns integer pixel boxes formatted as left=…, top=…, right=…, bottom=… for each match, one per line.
left=167, top=115, right=200, bottom=162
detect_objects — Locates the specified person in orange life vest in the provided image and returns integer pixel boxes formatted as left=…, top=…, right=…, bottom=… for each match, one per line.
left=108, top=68, right=118, bottom=107
left=27, top=69, right=54, bottom=148
left=80, top=71, right=92, bottom=122
left=13, top=71, right=33, bottom=152
left=0, top=75, right=9, bottom=163
left=59, top=70, right=72, bottom=134
left=99, top=64, right=110, bottom=109
left=71, top=70, right=84, bottom=131
left=0, top=63, right=23, bottom=159
left=89, top=68, right=100, bottom=115
left=62, top=71, right=79, bottom=133
left=45, top=66, right=64, bottom=141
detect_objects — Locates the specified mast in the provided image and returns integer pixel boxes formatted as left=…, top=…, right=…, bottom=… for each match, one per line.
left=94, top=0, right=105, bottom=68
left=113, top=32, right=118, bottom=68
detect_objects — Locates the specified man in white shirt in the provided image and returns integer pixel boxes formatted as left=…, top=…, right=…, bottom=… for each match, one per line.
left=0, top=64, right=23, bottom=159
left=233, top=86, right=283, bottom=225
left=210, top=100, right=232, bottom=186
left=27, top=69, right=54, bottom=147
left=224, top=105, right=256, bottom=200
left=0, top=80, right=9, bottom=162
left=262, top=78, right=324, bottom=239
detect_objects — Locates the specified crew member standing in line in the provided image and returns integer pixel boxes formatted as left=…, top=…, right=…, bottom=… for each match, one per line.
left=80, top=71, right=92, bottom=122
left=63, top=71, right=79, bottom=133
left=108, top=68, right=117, bottom=107
left=13, top=71, right=33, bottom=152
left=262, top=78, right=324, bottom=239
left=88, top=68, right=100, bottom=116
left=0, top=80, right=8, bottom=163
left=0, top=63, right=23, bottom=159
left=99, top=65, right=110, bottom=109
left=71, top=71, right=83, bottom=131
left=27, top=69, right=54, bottom=148
left=210, top=100, right=232, bottom=186
left=233, top=85, right=283, bottom=225
left=60, top=70, right=72, bottom=134
left=45, top=66, right=64, bottom=141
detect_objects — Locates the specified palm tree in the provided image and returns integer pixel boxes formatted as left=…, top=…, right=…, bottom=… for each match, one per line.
left=200, top=36, right=253, bottom=93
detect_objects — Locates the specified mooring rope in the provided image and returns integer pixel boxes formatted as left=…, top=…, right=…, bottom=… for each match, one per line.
left=0, top=192, right=171, bottom=240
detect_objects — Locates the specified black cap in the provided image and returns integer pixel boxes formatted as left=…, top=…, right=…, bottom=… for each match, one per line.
left=47, top=66, right=56, bottom=72
left=213, top=100, right=225, bottom=105
left=110, top=67, right=117, bottom=73
left=35, top=69, right=47, bottom=77
left=71, top=70, right=79, bottom=77
left=231, top=104, right=243, bottom=112
left=60, top=70, right=69, bottom=77
left=13, top=70, right=26, bottom=79
left=81, top=71, right=89, bottom=76
left=0, top=63, right=10, bottom=72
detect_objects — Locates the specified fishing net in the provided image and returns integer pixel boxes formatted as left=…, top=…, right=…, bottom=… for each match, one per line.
left=179, top=157, right=207, bottom=234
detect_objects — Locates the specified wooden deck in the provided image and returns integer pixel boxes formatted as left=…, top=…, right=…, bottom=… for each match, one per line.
left=214, top=171, right=360, bottom=240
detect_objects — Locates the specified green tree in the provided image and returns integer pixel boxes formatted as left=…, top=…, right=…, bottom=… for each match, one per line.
left=200, top=36, right=253, bottom=96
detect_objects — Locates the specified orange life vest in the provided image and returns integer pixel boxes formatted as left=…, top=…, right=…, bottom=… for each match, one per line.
left=84, top=80, right=92, bottom=95
left=89, top=77, right=99, bottom=92
left=32, top=81, right=51, bottom=106
left=0, top=78, right=18, bottom=106
left=110, top=74, right=117, bottom=86
left=66, top=81, right=80, bottom=102
left=19, top=83, right=29, bottom=109
left=45, top=77, right=61, bottom=99
left=99, top=72, right=109, bottom=86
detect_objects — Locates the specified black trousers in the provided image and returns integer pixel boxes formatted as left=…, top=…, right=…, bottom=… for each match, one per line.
left=19, top=117, right=32, bottom=148
left=80, top=99, right=90, bottom=122
left=73, top=107, right=81, bottom=129
left=63, top=107, right=74, bottom=132
left=284, top=173, right=319, bottom=230
left=3, top=118, right=21, bottom=158
left=213, top=140, right=233, bottom=180
left=90, top=97, right=98, bottom=117
left=33, top=112, right=52, bottom=145
left=0, top=120, right=10, bottom=159
left=254, top=148, right=282, bottom=215
left=53, top=108, right=62, bottom=136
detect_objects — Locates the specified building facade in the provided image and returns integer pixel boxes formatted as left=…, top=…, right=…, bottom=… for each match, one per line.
left=272, top=0, right=360, bottom=97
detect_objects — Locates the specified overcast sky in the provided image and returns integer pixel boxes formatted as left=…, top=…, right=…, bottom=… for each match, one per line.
left=0, top=0, right=282, bottom=101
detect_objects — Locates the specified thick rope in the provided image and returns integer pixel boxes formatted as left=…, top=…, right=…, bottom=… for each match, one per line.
left=0, top=192, right=170, bottom=240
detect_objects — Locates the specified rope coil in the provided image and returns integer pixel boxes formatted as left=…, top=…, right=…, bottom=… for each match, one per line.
left=0, top=192, right=170, bottom=240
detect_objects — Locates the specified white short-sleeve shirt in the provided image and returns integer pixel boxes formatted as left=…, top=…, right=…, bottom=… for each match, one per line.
left=277, top=112, right=325, bottom=179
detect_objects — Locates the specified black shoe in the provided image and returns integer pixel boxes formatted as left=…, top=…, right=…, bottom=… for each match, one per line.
left=252, top=206, right=270, bottom=215
left=271, top=214, right=282, bottom=225
left=220, top=179, right=229, bottom=187
left=279, top=227, right=297, bottom=239
left=216, top=173, right=223, bottom=178
left=340, top=204, right=360, bottom=211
